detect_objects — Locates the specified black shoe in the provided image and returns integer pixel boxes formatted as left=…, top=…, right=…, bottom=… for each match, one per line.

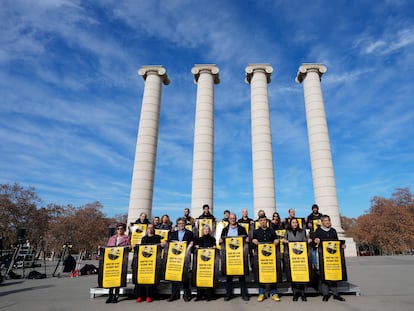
left=292, top=295, right=298, bottom=301
left=183, top=295, right=190, bottom=302
left=242, top=295, right=249, bottom=301
left=167, top=295, right=177, bottom=302
left=301, top=295, right=307, bottom=301
left=322, top=295, right=330, bottom=301
left=105, top=295, right=113, bottom=303
left=224, top=296, right=231, bottom=301
left=111, top=296, right=118, bottom=303
left=333, top=295, right=345, bottom=301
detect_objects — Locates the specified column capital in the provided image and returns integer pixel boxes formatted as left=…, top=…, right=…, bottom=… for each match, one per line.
left=191, top=64, right=220, bottom=84
left=295, top=63, right=327, bottom=84
left=245, top=64, right=273, bottom=84
left=138, top=65, right=170, bottom=85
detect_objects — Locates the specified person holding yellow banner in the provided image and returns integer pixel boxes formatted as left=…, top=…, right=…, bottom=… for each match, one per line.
left=105, top=223, right=130, bottom=304
left=306, top=204, right=322, bottom=232
left=238, top=209, right=254, bottom=270
left=167, top=217, right=194, bottom=302
left=252, top=215, right=281, bottom=302
left=284, top=217, right=312, bottom=301
left=220, top=213, right=249, bottom=301
left=133, top=223, right=166, bottom=303
left=194, top=224, right=217, bottom=301
left=312, top=215, right=346, bottom=302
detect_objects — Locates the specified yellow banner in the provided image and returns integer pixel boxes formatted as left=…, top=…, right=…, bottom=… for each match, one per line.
left=288, top=242, right=310, bottom=282
left=196, top=248, right=215, bottom=287
left=312, top=219, right=321, bottom=232
left=297, top=218, right=303, bottom=229
left=255, top=221, right=260, bottom=230
left=137, top=245, right=157, bottom=284
left=214, top=221, right=227, bottom=250
left=322, top=241, right=342, bottom=281
left=130, top=224, right=147, bottom=246
left=275, top=229, right=286, bottom=254
left=102, top=247, right=125, bottom=288
left=258, top=243, right=277, bottom=283
left=198, top=219, right=213, bottom=237
left=225, top=237, right=244, bottom=275
left=165, top=241, right=187, bottom=282
left=185, top=224, right=193, bottom=231
left=155, top=229, right=169, bottom=243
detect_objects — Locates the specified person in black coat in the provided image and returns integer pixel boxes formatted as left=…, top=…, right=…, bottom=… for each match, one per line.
left=312, top=215, right=346, bottom=302
left=252, top=215, right=281, bottom=302
left=306, top=204, right=323, bottom=232
left=134, top=223, right=165, bottom=303
left=194, top=225, right=216, bottom=301
left=198, top=204, right=215, bottom=220
left=220, top=213, right=249, bottom=301
left=167, top=217, right=194, bottom=302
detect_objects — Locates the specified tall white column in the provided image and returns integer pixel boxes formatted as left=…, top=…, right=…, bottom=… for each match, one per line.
left=191, top=64, right=219, bottom=217
left=128, top=65, right=169, bottom=226
left=296, top=64, right=343, bottom=232
left=245, top=64, right=276, bottom=218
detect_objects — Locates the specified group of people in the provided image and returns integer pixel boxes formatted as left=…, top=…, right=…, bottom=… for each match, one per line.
left=103, top=204, right=346, bottom=304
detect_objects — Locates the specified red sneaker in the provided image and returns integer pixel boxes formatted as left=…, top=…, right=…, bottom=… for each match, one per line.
left=135, top=297, right=143, bottom=303
left=146, top=297, right=152, bottom=303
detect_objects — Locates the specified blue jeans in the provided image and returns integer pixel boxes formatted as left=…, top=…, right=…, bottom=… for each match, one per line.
left=258, top=284, right=277, bottom=295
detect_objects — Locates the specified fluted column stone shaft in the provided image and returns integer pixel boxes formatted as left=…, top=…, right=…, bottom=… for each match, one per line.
left=245, top=64, right=276, bottom=218
left=128, top=66, right=169, bottom=225
left=296, top=64, right=342, bottom=232
left=191, top=64, right=219, bottom=217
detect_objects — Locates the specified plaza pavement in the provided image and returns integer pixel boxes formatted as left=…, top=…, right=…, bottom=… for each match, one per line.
left=1, top=255, right=413, bottom=311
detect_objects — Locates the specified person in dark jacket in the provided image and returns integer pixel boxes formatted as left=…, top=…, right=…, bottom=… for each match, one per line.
left=220, top=213, right=249, bottom=301
left=167, top=217, right=194, bottom=302
left=134, top=223, right=165, bottom=303
left=306, top=204, right=323, bottom=232
left=194, top=225, right=216, bottom=301
left=312, top=215, right=346, bottom=302
left=270, top=212, right=284, bottom=230
left=134, top=212, right=151, bottom=225
left=252, top=215, right=281, bottom=302
left=284, top=217, right=312, bottom=301
left=198, top=204, right=215, bottom=220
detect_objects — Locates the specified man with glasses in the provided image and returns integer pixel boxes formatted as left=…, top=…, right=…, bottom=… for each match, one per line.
left=167, top=217, right=194, bottom=302
left=220, top=213, right=249, bottom=301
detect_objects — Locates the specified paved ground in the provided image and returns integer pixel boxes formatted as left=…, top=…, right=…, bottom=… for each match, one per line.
left=1, top=255, right=413, bottom=311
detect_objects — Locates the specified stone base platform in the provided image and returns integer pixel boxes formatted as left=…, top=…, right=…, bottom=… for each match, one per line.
left=89, top=273, right=360, bottom=298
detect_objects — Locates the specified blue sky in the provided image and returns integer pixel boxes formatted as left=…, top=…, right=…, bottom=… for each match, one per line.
left=1, top=0, right=413, bottom=221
